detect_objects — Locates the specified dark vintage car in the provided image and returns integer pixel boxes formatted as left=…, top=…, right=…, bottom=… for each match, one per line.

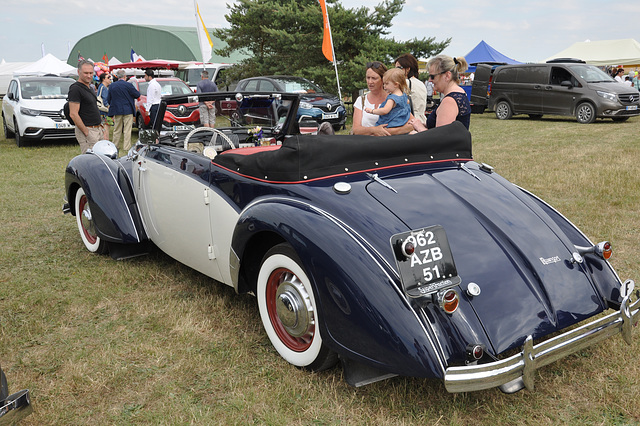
left=235, top=76, right=346, bottom=131
left=129, top=77, right=199, bottom=131
left=1, top=363, right=32, bottom=422
left=62, top=91, right=639, bottom=392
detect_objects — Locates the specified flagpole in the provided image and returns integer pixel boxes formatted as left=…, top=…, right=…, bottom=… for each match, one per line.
left=325, top=10, right=342, bottom=100
left=320, top=0, right=341, bottom=100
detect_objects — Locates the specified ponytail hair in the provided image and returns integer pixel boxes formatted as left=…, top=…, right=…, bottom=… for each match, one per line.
left=427, top=54, right=468, bottom=84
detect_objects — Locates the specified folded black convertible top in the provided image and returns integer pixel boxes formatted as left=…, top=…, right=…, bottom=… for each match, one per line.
left=214, top=121, right=473, bottom=182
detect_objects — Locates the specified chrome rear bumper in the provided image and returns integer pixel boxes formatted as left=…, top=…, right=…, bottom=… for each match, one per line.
left=444, top=294, right=640, bottom=393
left=0, top=389, right=32, bottom=423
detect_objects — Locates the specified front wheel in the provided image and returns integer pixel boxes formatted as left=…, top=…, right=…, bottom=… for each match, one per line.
left=495, top=101, right=512, bottom=120
left=14, top=119, right=24, bottom=147
left=75, top=187, right=107, bottom=254
left=257, top=243, right=337, bottom=371
left=576, top=102, right=595, bottom=124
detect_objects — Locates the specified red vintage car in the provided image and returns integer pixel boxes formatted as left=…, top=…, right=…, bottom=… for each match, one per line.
left=129, top=77, right=199, bottom=131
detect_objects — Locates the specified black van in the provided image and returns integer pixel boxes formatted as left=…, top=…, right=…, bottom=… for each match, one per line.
left=470, top=63, right=502, bottom=114
left=478, top=60, right=640, bottom=123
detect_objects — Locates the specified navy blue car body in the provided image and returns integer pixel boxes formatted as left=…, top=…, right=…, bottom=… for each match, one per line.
left=63, top=91, right=639, bottom=393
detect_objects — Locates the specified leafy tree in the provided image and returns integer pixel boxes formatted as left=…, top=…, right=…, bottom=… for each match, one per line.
left=215, top=0, right=450, bottom=100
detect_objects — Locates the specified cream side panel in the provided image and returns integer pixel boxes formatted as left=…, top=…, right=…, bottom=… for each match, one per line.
left=209, top=193, right=241, bottom=287
left=137, top=158, right=222, bottom=280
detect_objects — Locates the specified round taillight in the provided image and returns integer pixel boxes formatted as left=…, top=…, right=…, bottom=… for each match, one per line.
left=401, top=239, right=415, bottom=258
left=466, top=344, right=485, bottom=362
left=472, top=345, right=484, bottom=360
left=438, top=289, right=459, bottom=314
left=602, top=242, right=612, bottom=260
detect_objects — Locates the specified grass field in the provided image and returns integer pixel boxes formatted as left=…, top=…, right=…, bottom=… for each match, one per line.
left=1, top=113, right=639, bottom=425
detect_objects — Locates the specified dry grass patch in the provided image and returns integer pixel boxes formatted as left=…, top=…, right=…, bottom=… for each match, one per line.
left=1, top=114, right=639, bottom=424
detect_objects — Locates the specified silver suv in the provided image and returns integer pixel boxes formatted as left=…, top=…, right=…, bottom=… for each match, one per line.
left=2, top=75, right=76, bottom=146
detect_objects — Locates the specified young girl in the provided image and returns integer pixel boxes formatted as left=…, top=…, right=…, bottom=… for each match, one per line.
left=364, top=68, right=411, bottom=128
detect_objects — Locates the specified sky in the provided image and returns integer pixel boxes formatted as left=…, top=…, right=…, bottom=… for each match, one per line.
left=1, top=0, right=639, bottom=64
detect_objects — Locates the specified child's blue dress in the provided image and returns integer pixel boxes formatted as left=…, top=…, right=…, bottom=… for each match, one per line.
left=375, top=93, right=411, bottom=127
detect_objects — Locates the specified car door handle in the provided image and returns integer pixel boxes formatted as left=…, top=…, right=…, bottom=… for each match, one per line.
left=138, top=166, right=147, bottom=172
left=533, top=85, right=541, bottom=89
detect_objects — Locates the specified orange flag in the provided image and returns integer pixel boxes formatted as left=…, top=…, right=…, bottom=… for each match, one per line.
left=319, top=0, right=333, bottom=62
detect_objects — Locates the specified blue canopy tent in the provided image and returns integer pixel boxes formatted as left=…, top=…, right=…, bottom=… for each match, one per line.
left=464, top=40, right=521, bottom=73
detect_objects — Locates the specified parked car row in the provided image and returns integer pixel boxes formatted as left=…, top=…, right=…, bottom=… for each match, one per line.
left=2, top=72, right=346, bottom=146
left=470, top=59, right=640, bottom=123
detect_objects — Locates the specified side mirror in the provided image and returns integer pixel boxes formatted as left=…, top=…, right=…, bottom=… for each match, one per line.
left=7, top=92, right=14, bottom=100
left=560, top=80, right=573, bottom=88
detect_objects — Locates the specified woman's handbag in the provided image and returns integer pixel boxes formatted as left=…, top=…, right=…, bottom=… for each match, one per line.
left=97, top=86, right=109, bottom=113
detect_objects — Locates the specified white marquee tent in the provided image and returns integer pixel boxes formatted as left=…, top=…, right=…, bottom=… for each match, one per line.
left=545, top=38, right=640, bottom=66
left=0, top=59, right=32, bottom=95
left=13, top=54, right=77, bottom=77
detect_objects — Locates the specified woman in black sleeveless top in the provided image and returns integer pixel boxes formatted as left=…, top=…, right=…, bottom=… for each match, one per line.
left=411, top=54, right=470, bottom=131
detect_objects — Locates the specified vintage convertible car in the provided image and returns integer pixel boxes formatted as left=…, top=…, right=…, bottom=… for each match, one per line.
left=1, top=363, right=32, bottom=422
left=63, top=91, right=639, bottom=393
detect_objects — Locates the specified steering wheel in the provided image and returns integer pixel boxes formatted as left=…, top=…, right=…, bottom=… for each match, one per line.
left=184, top=127, right=237, bottom=158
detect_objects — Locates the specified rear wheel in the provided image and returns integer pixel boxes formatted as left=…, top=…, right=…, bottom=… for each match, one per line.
left=576, top=102, right=595, bottom=124
left=257, top=243, right=337, bottom=371
left=2, top=113, right=14, bottom=138
left=495, top=101, right=512, bottom=120
left=75, top=187, right=107, bottom=254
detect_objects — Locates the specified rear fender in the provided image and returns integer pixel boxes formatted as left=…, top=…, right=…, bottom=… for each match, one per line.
left=65, top=153, right=146, bottom=244
left=232, top=198, right=447, bottom=378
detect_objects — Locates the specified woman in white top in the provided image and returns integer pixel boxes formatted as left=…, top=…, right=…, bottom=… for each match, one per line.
left=395, top=53, right=427, bottom=125
left=351, top=61, right=414, bottom=136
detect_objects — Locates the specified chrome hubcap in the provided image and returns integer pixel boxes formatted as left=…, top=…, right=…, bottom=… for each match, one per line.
left=275, top=275, right=314, bottom=337
left=81, top=205, right=96, bottom=237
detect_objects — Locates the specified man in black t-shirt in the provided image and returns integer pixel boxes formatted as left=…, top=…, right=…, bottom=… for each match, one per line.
left=69, top=60, right=102, bottom=153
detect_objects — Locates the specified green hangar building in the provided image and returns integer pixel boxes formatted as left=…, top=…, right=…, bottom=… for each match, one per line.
left=67, top=24, right=246, bottom=65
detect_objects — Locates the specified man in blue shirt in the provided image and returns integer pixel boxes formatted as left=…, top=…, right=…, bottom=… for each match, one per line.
left=106, top=69, right=140, bottom=152
left=196, top=70, right=218, bottom=128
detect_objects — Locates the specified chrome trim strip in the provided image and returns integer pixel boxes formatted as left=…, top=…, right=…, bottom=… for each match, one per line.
left=515, top=184, right=624, bottom=285
left=444, top=295, right=640, bottom=393
left=91, top=153, right=141, bottom=242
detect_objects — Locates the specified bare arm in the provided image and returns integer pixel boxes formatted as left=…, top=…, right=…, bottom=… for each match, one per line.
left=364, top=99, right=395, bottom=116
left=69, top=102, right=88, bottom=136
left=435, top=96, right=460, bottom=128
left=351, top=105, right=392, bottom=136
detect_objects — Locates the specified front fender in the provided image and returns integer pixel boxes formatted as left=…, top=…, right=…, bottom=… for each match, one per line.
left=232, top=198, right=446, bottom=379
left=65, top=153, right=146, bottom=244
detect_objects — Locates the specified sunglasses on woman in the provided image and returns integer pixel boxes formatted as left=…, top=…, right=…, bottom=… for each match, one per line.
left=366, top=61, right=384, bottom=69
left=428, top=71, right=448, bottom=80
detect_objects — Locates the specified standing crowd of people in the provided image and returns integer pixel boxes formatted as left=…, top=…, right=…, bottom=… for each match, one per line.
left=68, top=53, right=470, bottom=154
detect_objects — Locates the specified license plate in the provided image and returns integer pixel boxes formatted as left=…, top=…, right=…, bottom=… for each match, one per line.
left=626, top=105, right=638, bottom=111
left=322, top=112, right=338, bottom=120
left=391, top=225, right=460, bottom=298
left=56, top=122, right=72, bottom=129
left=173, top=125, right=195, bottom=131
